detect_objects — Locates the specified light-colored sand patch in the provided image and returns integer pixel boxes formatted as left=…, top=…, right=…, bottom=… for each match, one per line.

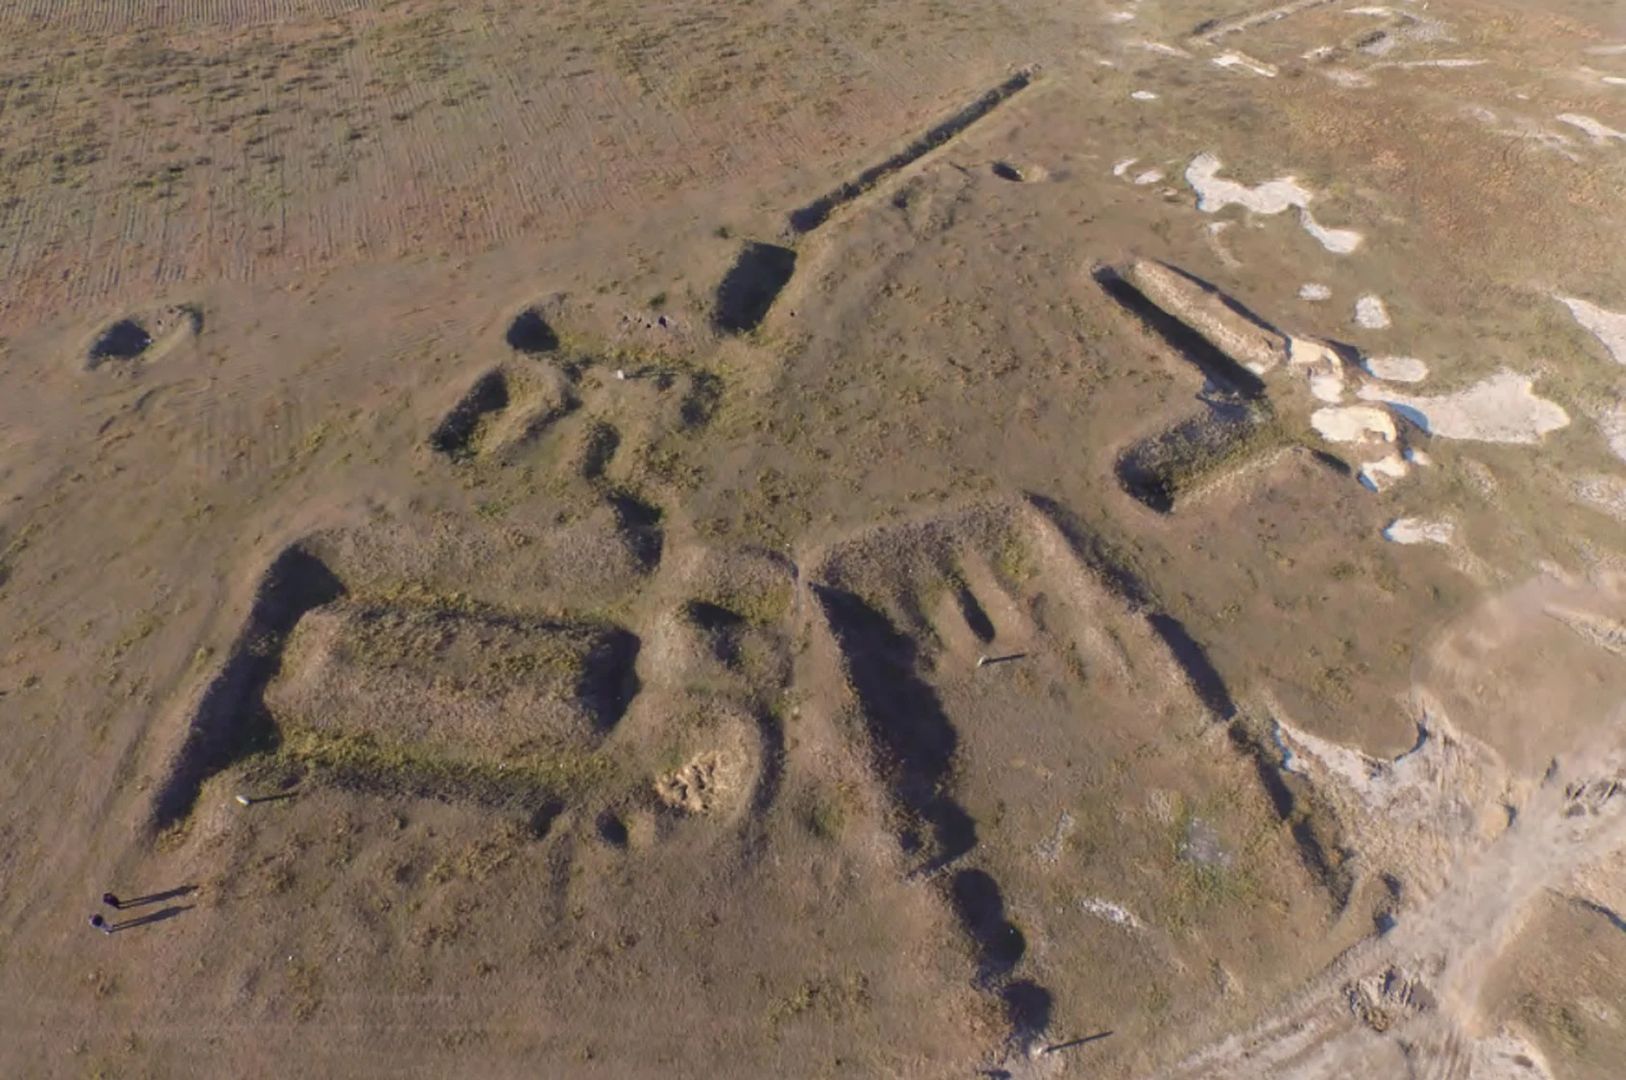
left=1154, top=202, right=1335, bottom=280
left=1035, top=810, right=1076, bottom=864
left=1299, top=283, right=1332, bottom=301
left=1585, top=44, right=1626, bottom=56
left=1307, top=374, right=1346, bottom=403
left=1289, top=337, right=1349, bottom=402
left=1078, top=897, right=1144, bottom=931
left=654, top=749, right=749, bottom=815
left=1556, top=113, right=1626, bottom=143
left=1605, top=76, right=1626, bottom=87
left=1133, top=168, right=1165, bottom=185
left=1112, top=157, right=1139, bottom=177
left=1308, top=371, right=1345, bottom=403
left=1364, top=355, right=1429, bottom=382
left=1557, top=295, right=1626, bottom=365
left=1205, top=221, right=1242, bottom=269
left=1299, top=208, right=1364, bottom=253
left=1310, top=404, right=1396, bottom=443
left=1185, top=153, right=1311, bottom=214
left=1573, top=474, right=1626, bottom=522
left=1357, top=370, right=1569, bottom=443
left=1212, top=52, right=1278, bottom=78
left=1404, top=446, right=1432, bottom=466
left=1321, top=67, right=1376, bottom=88
left=1131, top=89, right=1159, bottom=100
left=1384, top=517, right=1453, bottom=545
left=1545, top=605, right=1626, bottom=659
left=1360, top=451, right=1411, bottom=491
left=1471, top=1032, right=1554, bottom=1080
left=1464, top=105, right=1584, bottom=162
left=1379, top=58, right=1488, bottom=69
left=1107, top=10, right=1136, bottom=23
left=1593, top=402, right=1626, bottom=463
left=1272, top=709, right=1488, bottom=820
left=1130, top=41, right=1192, bottom=58
left=1354, top=294, right=1391, bottom=329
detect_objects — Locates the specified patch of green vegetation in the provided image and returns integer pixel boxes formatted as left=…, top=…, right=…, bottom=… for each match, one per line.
left=1154, top=795, right=1258, bottom=932
left=1517, top=992, right=1589, bottom=1053
left=475, top=495, right=514, bottom=519
left=1127, top=405, right=1296, bottom=510
left=804, top=790, right=850, bottom=841
left=635, top=440, right=706, bottom=491
left=696, top=580, right=794, bottom=626
left=763, top=973, right=871, bottom=1032
left=276, top=727, right=616, bottom=803
left=992, top=529, right=1036, bottom=585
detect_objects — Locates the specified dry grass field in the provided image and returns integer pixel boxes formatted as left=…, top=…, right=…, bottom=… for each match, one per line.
left=1, top=0, right=1624, bottom=1076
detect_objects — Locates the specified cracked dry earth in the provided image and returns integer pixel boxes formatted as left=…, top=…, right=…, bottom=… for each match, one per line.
left=1, top=0, right=1624, bottom=1076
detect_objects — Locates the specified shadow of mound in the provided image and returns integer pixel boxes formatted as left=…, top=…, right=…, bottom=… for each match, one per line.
left=1114, top=401, right=1280, bottom=513
left=430, top=369, right=509, bottom=458
left=506, top=308, right=559, bottom=354
left=151, top=548, right=345, bottom=831
left=713, top=242, right=796, bottom=334
left=813, top=584, right=976, bottom=868
left=951, top=868, right=1026, bottom=985
left=89, top=319, right=152, bottom=366
left=1093, top=266, right=1267, bottom=399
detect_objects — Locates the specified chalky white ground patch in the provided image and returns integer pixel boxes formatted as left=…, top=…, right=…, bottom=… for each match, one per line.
left=1309, top=371, right=1346, bottom=403
left=1311, top=404, right=1396, bottom=443
left=1322, top=67, right=1375, bottom=88
left=1358, top=370, right=1570, bottom=443
left=1556, top=113, right=1626, bottom=143
left=1380, top=58, right=1487, bottom=69
left=1466, top=105, right=1583, bottom=162
left=1290, top=337, right=1349, bottom=402
left=1186, top=153, right=1312, bottom=214
left=1355, top=294, right=1391, bottom=329
left=1299, top=208, right=1364, bottom=253
left=1131, top=89, right=1159, bottom=101
left=1384, top=517, right=1454, bottom=545
left=1558, top=295, right=1626, bottom=365
left=1213, top=52, right=1278, bottom=77
left=1035, top=811, right=1076, bottom=864
left=1130, top=41, right=1192, bottom=58
left=1595, top=403, right=1626, bottom=464
left=1365, top=356, right=1429, bottom=382
left=1360, top=451, right=1411, bottom=491
left=1471, top=1032, right=1555, bottom=1080
left=1113, top=157, right=1138, bottom=177
left=1185, top=156, right=1365, bottom=252
left=1573, top=474, right=1626, bottom=522
left=1078, top=897, right=1144, bottom=930
left=1205, top=221, right=1241, bottom=268
left=1299, top=283, right=1332, bottom=301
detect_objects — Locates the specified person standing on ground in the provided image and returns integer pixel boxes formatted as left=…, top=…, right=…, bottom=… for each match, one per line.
left=89, top=914, right=112, bottom=935
left=102, top=892, right=122, bottom=909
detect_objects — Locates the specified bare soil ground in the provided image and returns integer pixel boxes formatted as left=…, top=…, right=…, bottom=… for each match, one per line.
left=1, top=0, right=1624, bottom=1076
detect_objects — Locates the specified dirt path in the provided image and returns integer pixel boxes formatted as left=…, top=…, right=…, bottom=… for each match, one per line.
left=1151, top=720, right=1626, bottom=1079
